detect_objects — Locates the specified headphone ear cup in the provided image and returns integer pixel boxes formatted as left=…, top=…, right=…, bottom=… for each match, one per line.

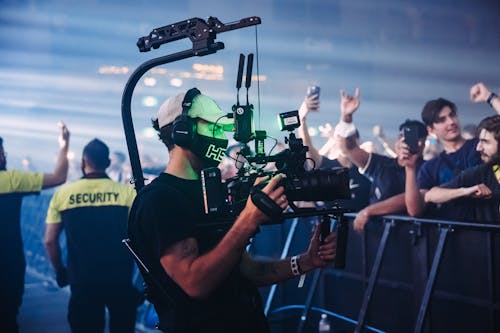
left=171, top=115, right=196, bottom=148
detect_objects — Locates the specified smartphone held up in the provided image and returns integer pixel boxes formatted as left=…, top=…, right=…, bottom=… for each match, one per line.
left=307, top=85, right=320, bottom=98
left=306, top=85, right=320, bottom=112
left=403, top=125, right=420, bottom=154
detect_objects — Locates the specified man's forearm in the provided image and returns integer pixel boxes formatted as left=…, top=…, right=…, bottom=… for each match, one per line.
left=240, top=252, right=316, bottom=286
left=364, top=192, right=406, bottom=216
left=491, top=96, right=500, bottom=115
left=405, top=167, right=426, bottom=216
left=338, top=136, right=369, bottom=169
left=425, top=187, right=467, bottom=204
left=54, top=144, right=69, bottom=177
left=298, top=119, right=322, bottom=165
left=42, top=145, right=69, bottom=188
left=44, top=240, right=64, bottom=272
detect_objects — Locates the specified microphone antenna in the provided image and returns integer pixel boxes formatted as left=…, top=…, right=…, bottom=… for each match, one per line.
left=236, top=53, right=245, bottom=105
left=245, top=53, right=254, bottom=105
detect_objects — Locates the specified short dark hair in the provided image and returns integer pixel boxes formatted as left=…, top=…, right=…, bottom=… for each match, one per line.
left=399, top=119, right=428, bottom=139
left=421, top=98, right=457, bottom=127
left=82, top=138, right=110, bottom=170
left=152, top=118, right=174, bottom=150
left=0, top=136, right=3, bottom=146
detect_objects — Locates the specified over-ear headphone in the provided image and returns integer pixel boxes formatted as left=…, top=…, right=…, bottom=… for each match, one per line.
left=171, top=88, right=201, bottom=147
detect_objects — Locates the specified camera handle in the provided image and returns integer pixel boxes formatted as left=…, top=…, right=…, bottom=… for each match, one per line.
left=319, top=214, right=347, bottom=268
left=122, top=16, right=261, bottom=191
left=334, top=214, right=348, bottom=269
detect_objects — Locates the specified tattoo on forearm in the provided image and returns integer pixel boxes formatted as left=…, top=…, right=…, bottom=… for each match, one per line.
left=253, top=261, right=281, bottom=280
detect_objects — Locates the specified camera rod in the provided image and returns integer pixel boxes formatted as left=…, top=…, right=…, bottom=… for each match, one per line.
left=137, top=16, right=261, bottom=53
left=122, top=16, right=261, bottom=191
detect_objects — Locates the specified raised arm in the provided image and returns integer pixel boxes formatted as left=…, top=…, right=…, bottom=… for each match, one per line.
left=395, top=137, right=427, bottom=217
left=470, top=82, right=500, bottom=115
left=297, top=94, right=322, bottom=165
left=317, top=123, right=337, bottom=157
left=372, top=124, right=397, bottom=158
left=405, top=166, right=426, bottom=217
left=336, top=88, right=370, bottom=168
left=42, top=122, right=70, bottom=189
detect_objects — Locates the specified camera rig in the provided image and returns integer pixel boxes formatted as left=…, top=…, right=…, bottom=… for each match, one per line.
left=121, top=16, right=351, bottom=270
left=200, top=52, right=352, bottom=224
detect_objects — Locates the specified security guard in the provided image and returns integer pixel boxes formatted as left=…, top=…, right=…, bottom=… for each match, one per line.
left=44, top=138, right=140, bottom=333
left=0, top=123, right=69, bottom=333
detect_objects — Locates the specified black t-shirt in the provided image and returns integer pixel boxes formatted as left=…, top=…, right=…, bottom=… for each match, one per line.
left=362, top=153, right=422, bottom=204
left=441, top=164, right=500, bottom=223
left=319, top=157, right=371, bottom=211
left=46, top=176, right=136, bottom=286
left=128, top=173, right=269, bottom=333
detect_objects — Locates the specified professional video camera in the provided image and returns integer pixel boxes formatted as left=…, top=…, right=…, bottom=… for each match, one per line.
left=122, top=16, right=350, bottom=276
left=201, top=54, right=351, bottom=222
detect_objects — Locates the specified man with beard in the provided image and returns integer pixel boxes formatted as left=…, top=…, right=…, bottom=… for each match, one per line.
left=0, top=123, right=69, bottom=333
left=424, top=115, right=500, bottom=223
left=127, top=88, right=338, bottom=333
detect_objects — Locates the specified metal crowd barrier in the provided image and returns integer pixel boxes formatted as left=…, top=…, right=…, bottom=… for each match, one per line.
left=21, top=191, right=61, bottom=278
left=263, top=214, right=500, bottom=333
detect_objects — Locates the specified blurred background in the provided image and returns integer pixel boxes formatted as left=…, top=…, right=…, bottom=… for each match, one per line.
left=1, top=0, right=499, bottom=176
left=2, top=1, right=500, bottom=332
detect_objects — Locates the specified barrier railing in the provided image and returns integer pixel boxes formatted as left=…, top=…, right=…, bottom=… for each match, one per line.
left=263, top=214, right=500, bottom=333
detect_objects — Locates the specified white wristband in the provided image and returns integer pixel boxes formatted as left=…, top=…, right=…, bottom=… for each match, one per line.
left=290, top=255, right=302, bottom=276
left=335, top=120, right=357, bottom=138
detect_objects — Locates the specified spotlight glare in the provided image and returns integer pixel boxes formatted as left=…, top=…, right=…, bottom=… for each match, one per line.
left=142, top=96, right=158, bottom=107
left=170, top=78, right=183, bottom=87
left=143, top=128, right=156, bottom=138
left=144, top=77, right=157, bottom=87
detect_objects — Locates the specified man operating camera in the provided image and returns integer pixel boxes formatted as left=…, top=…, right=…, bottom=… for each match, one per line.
left=127, top=88, right=337, bottom=333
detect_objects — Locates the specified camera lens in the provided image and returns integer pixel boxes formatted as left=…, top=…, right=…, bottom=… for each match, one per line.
left=283, top=168, right=350, bottom=201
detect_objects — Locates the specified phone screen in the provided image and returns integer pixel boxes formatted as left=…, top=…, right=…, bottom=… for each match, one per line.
left=403, top=126, right=420, bottom=154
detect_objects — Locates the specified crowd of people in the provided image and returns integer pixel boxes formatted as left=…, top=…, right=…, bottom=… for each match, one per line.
left=295, top=82, right=500, bottom=229
left=1, top=81, right=499, bottom=333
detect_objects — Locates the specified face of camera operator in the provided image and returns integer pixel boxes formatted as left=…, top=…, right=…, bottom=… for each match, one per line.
left=153, top=90, right=233, bottom=176
left=134, top=88, right=337, bottom=332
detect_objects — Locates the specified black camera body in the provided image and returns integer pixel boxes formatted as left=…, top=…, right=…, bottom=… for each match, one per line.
left=201, top=110, right=351, bottom=221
